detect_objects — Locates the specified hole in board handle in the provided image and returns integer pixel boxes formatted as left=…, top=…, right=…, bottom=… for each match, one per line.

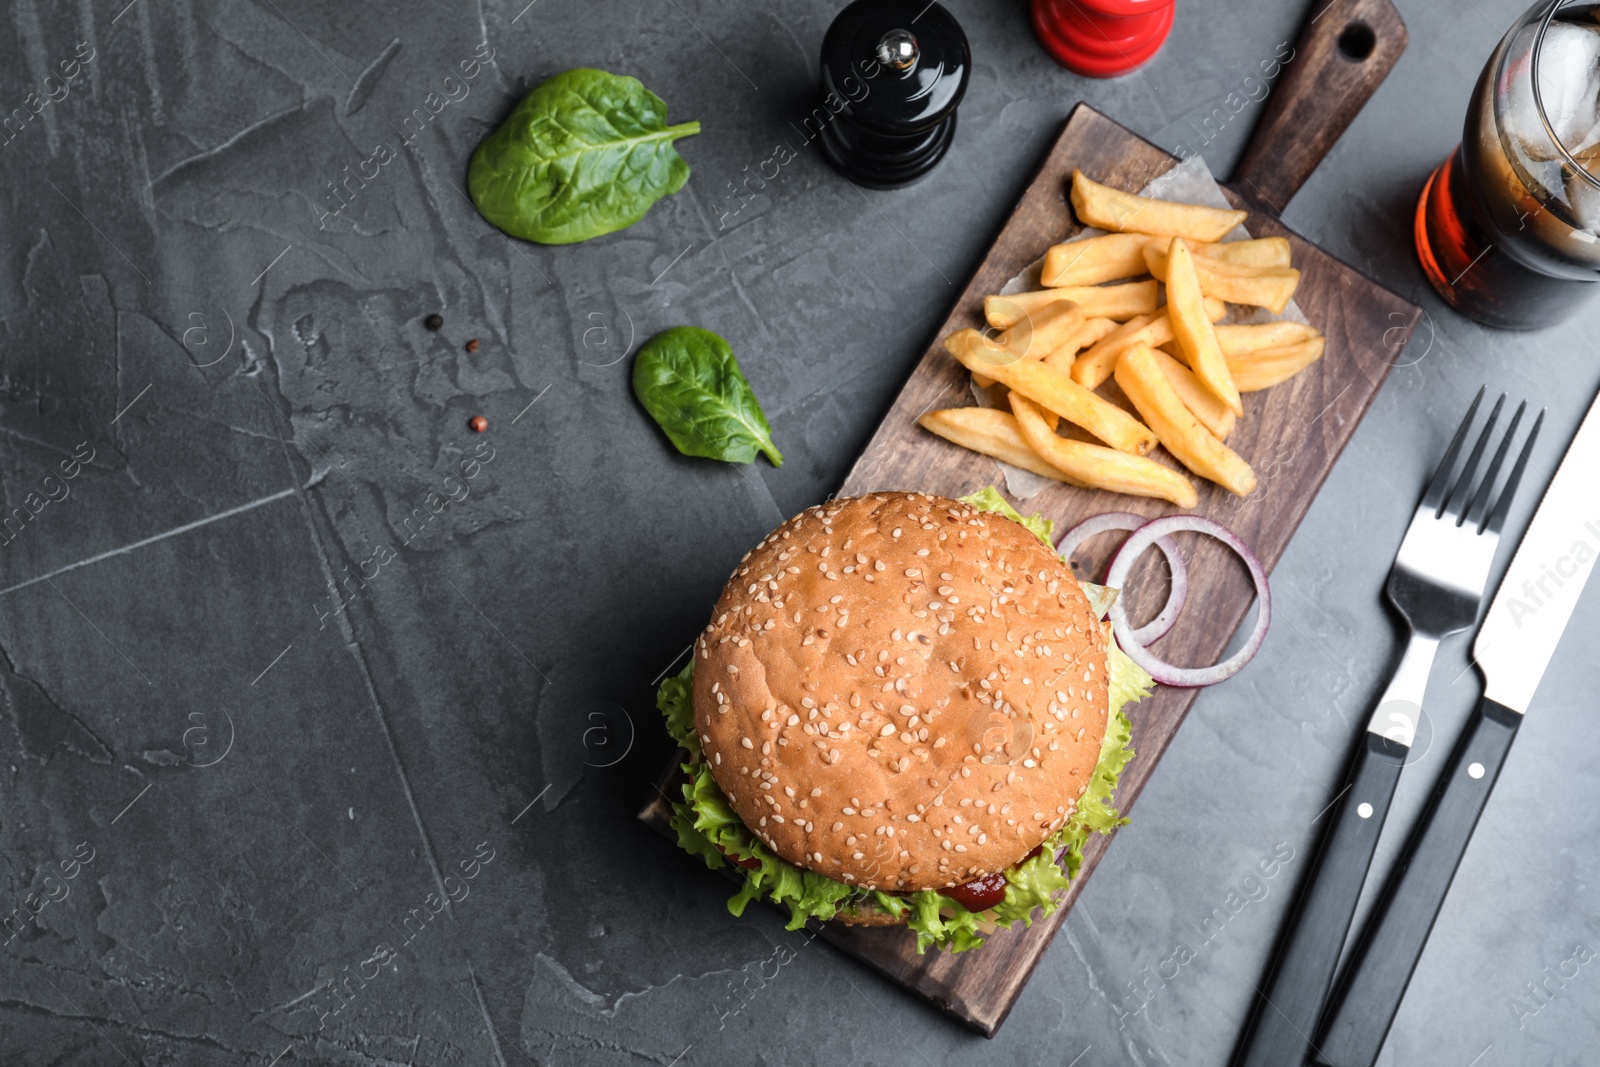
left=1338, top=20, right=1377, bottom=61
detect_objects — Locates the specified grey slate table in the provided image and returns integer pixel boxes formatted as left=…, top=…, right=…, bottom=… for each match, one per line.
left=1, top=2, right=1596, bottom=1064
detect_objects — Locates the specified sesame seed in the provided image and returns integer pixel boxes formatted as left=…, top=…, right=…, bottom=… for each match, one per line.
left=740, top=737, right=753, bottom=749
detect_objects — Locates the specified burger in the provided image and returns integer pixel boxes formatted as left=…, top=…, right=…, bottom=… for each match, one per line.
left=659, top=488, right=1152, bottom=952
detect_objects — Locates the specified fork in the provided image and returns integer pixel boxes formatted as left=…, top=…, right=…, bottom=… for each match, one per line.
left=1230, top=387, right=1541, bottom=1067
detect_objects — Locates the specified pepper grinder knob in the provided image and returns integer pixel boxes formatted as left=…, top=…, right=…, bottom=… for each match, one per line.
left=816, top=0, right=970, bottom=190
left=876, top=29, right=919, bottom=70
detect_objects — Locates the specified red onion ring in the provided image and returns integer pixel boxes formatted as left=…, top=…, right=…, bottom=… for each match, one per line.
left=1056, top=512, right=1188, bottom=644
left=1104, top=516, right=1270, bottom=688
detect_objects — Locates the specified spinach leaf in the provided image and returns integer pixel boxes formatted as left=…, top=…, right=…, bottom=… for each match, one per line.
left=468, top=68, right=700, bottom=245
left=632, top=327, right=783, bottom=467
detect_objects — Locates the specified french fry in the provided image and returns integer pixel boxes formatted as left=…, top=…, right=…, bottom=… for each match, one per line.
left=1148, top=348, right=1236, bottom=441
left=917, top=407, right=1090, bottom=488
left=1209, top=321, right=1320, bottom=357
left=972, top=303, right=1086, bottom=387
left=1071, top=312, right=1157, bottom=388
left=1008, top=392, right=1198, bottom=509
left=956, top=329, right=1019, bottom=390
left=1071, top=168, right=1248, bottom=243
left=1070, top=297, right=1226, bottom=390
left=1165, top=238, right=1242, bottom=417
left=985, top=280, right=1159, bottom=328
left=1040, top=233, right=1157, bottom=287
left=1227, top=337, right=1326, bottom=392
left=1115, top=344, right=1258, bottom=497
left=1191, top=236, right=1293, bottom=269
left=999, top=302, right=1085, bottom=359
left=1043, top=316, right=1119, bottom=375
left=944, top=329, right=1157, bottom=455
left=1143, top=243, right=1301, bottom=314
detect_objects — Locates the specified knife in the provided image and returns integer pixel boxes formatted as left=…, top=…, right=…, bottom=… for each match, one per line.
left=1313, top=385, right=1600, bottom=1067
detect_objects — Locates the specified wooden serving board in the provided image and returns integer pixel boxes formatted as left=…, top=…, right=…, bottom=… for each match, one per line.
left=641, top=0, right=1417, bottom=1037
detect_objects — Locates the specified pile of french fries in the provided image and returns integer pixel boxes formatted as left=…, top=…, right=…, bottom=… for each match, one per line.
left=919, top=170, right=1327, bottom=510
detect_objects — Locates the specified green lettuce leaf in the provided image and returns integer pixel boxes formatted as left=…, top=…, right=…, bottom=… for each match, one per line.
left=671, top=760, right=855, bottom=929
left=906, top=890, right=988, bottom=954
left=1079, top=580, right=1119, bottom=621
left=663, top=487, right=1153, bottom=951
left=657, top=660, right=699, bottom=755
left=1105, top=640, right=1155, bottom=745
left=867, top=890, right=910, bottom=920
left=671, top=800, right=726, bottom=870
left=959, top=486, right=1055, bottom=545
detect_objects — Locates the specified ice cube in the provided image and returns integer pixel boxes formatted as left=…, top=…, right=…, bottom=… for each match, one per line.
left=1565, top=166, right=1600, bottom=234
left=1575, top=118, right=1600, bottom=154
left=1537, top=21, right=1600, bottom=151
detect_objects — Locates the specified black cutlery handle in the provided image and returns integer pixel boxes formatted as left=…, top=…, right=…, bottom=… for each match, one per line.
left=1313, top=696, right=1522, bottom=1067
left=1230, top=732, right=1407, bottom=1067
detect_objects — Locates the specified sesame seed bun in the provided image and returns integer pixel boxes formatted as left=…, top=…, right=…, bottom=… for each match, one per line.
left=692, top=492, right=1109, bottom=895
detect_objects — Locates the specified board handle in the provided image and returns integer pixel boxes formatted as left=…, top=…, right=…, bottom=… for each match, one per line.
left=1231, top=0, right=1408, bottom=213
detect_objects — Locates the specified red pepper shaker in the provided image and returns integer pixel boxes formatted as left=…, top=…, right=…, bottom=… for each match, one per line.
left=1031, top=0, right=1174, bottom=78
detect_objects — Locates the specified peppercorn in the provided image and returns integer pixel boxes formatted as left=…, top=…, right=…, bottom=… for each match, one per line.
left=423, top=313, right=443, bottom=331
left=469, top=415, right=488, bottom=433
left=464, top=338, right=480, bottom=353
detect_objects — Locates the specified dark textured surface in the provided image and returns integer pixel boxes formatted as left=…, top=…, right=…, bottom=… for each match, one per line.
left=0, top=2, right=1595, bottom=1065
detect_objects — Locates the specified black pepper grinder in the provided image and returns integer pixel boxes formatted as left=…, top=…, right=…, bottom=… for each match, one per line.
left=815, top=0, right=971, bottom=189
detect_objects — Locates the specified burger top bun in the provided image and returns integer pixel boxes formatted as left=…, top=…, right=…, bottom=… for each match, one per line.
left=692, top=492, right=1108, bottom=893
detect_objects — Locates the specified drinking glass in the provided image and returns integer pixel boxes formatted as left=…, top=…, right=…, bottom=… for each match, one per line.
left=1415, top=0, right=1600, bottom=329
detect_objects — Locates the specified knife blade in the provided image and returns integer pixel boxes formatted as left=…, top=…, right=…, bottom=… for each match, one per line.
left=1473, top=390, right=1600, bottom=711
left=1314, top=385, right=1600, bottom=1067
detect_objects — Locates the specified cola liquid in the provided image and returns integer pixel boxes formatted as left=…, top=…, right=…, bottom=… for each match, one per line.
left=1417, top=2, right=1600, bottom=329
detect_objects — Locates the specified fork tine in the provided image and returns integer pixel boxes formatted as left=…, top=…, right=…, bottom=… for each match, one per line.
left=1464, top=401, right=1525, bottom=529
left=1484, top=408, right=1545, bottom=535
left=1465, top=399, right=1523, bottom=531
left=1421, top=386, right=1486, bottom=512
left=1443, top=393, right=1504, bottom=519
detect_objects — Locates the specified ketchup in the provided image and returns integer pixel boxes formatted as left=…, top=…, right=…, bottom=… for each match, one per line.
left=938, top=846, right=1048, bottom=912
left=940, top=871, right=1008, bottom=912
